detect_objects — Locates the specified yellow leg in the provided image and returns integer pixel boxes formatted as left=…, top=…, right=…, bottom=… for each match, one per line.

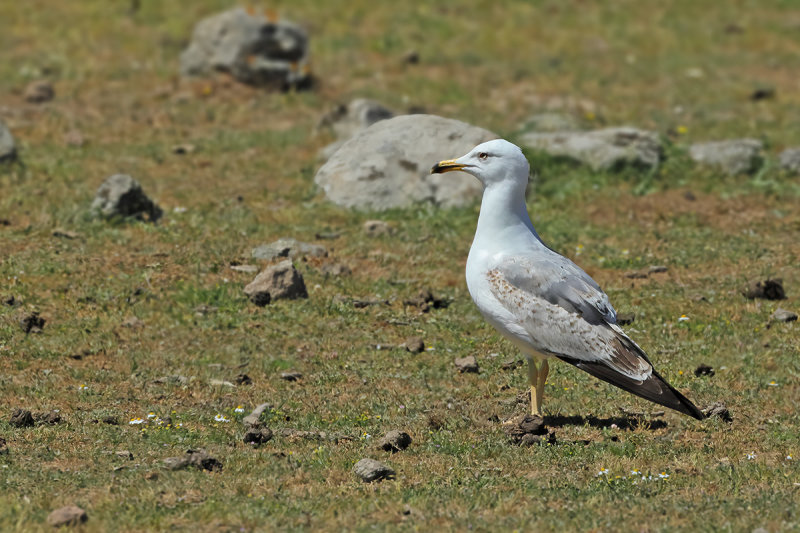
left=527, top=358, right=548, bottom=416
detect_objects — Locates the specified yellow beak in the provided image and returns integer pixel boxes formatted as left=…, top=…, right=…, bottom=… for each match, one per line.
left=430, top=159, right=466, bottom=174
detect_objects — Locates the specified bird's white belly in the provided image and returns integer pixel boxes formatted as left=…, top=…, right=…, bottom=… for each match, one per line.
left=466, top=250, right=550, bottom=360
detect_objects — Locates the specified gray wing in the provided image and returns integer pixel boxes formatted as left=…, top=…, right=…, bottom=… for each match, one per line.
left=487, top=252, right=704, bottom=419
left=495, top=252, right=617, bottom=326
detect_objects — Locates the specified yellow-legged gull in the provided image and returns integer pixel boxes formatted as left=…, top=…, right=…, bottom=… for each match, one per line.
left=432, top=139, right=703, bottom=420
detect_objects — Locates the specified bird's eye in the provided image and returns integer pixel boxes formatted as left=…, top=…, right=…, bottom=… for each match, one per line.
left=478, top=152, right=489, bottom=161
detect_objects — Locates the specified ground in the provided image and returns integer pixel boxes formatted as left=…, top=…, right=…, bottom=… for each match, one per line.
left=1, top=1, right=799, bottom=531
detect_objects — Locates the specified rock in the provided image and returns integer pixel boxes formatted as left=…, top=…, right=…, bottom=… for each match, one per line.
left=47, top=505, right=87, bottom=528
left=234, top=373, right=253, bottom=385
left=243, top=403, right=273, bottom=426
left=318, top=99, right=395, bottom=160
left=454, top=356, right=479, bottom=374
left=403, top=289, right=449, bottom=312
left=180, top=7, right=310, bottom=90
left=171, top=143, right=195, bottom=155
left=35, top=410, right=62, bottom=425
left=353, top=458, right=395, bottom=482
left=251, top=238, right=327, bottom=261
left=320, top=262, right=351, bottom=277
left=280, top=371, right=302, bottom=382
left=694, top=364, right=715, bottom=377
left=19, top=312, right=45, bottom=334
left=378, top=430, right=412, bottom=452
left=24, top=80, right=54, bottom=103
left=649, top=265, right=668, bottom=274
left=10, top=408, right=34, bottom=427
left=243, top=425, right=273, bottom=446
left=363, top=220, right=393, bottom=237
left=519, top=112, right=581, bottom=133
left=778, top=148, right=800, bottom=174
left=743, top=278, right=785, bottom=300
left=230, top=264, right=259, bottom=273
left=0, top=120, right=17, bottom=162
left=702, top=402, right=732, bottom=423
left=503, top=414, right=556, bottom=446
left=163, top=449, right=222, bottom=471
left=519, top=127, right=662, bottom=171
left=772, top=308, right=798, bottom=323
left=209, top=379, right=235, bottom=387
left=689, top=139, right=763, bottom=175
left=315, top=115, right=496, bottom=210
left=91, top=174, right=163, bottom=222
left=244, top=259, right=308, bottom=306
left=404, top=337, right=425, bottom=354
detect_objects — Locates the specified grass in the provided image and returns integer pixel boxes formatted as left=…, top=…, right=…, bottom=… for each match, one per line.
left=1, top=0, right=800, bottom=531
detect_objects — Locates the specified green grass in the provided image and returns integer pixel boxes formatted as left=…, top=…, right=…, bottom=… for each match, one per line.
left=2, top=0, right=800, bottom=531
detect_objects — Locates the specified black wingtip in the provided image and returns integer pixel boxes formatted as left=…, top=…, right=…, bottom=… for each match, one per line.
left=557, top=356, right=705, bottom=421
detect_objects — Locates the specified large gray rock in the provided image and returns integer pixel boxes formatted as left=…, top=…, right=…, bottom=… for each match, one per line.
left=0, top=120, right=16, bottom=162
left=251, top=238, right=327, bottom=261
left=180, top=8, right=310, bottom=89
left=519, top=127, right=662, bottom=171
left=689, top=139, right=763, bottom=175
left=315, top=115, right=496, bottom=210
left=778, top=148, right=800, bottom=174
left=244, top=259, right=308, bottom=306
left=91, top=174, right=162, bottom=222
left=318, top=99, right=396, bottom=160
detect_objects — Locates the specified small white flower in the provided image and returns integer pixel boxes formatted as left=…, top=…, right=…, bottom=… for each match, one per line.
left=786, top=455, right=793, bottom=461
left=658, top=472, right=670, bottom=479
left=214, top=414, right=229, bottom=423
left=147, top=412, right=157, bottom=419
left=768, top=381, right=779, bottom=387
left=172, top=206, right=187, bottom=213
left=129, top=418, right=145, bottom=425
left=234, top=406, right=245, bottom=413
left=678, top=315, right=689, bottom=322
left=596, top=467, right=609, bottom=477
left=630, top=469, right=641, bottom=476
left=78, top=384, right=88, bottom=391
left=746, top=452, right=756, bottom=460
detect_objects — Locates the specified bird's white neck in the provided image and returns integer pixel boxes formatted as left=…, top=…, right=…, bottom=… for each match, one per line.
left=473, top=180, right=542, bottom=251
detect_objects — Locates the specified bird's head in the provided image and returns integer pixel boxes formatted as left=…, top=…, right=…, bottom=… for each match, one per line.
left=431, top=139, right=530, bottom=189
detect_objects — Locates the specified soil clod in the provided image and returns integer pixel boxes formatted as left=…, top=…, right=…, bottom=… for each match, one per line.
left=20, top=312, right=45, bottom=334
left=404, top=337, right=425, bottom=354
left=378, top=430, right=412, bottom=453
left=243, top=425, right=273, bottom=447
left=280, top=371, right=303, bottom=382
left=702, top=402, right=733, bottom=423
left=771, top=308, right=797, bottom=323
left=504, top=414, right=557, bottom=446
left=47, top=505, right=87, bottom=528
left=353, top=458, right=395, bottom=482
left=10, top=408, right=34, bottom=428
left=743, top=279, right=785, bottom=300
left=163, top=449, right=222, bottom=472
left=454, top=356, right=479, bottom=373
left=694, top=364, right=715, bottom=377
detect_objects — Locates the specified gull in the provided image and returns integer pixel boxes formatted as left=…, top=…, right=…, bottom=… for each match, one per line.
left=432, top=139, right=704, bottom=420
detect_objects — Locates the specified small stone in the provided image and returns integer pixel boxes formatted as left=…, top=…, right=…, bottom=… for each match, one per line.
left=743, top=279, right=785, bottom=300
left=378, top=430, right=412, bottom=452
left=320, top=262, right=352, bottom=277
left=243, top=402, right=273, bottom=426
left=244, top=259, right=308, bottom=306
left=243, top=426, right=273, bottom=447
left=47, top=505, right=87, bottom=528
left=19, top=312, right=45, bottom=334
left=0, top=120, right=17, bottom=162
left=778, top=148, right=800, bottom=174
left=689, top=139, right=763, bottom=175
left=24, top=80, right=55, bottom=103
left=91, top=174, right=162, bottom=222
left=251, top=238, right=327, bottom=261
left=163, top=449, right=222, bottom=471
left=10, top=408, right=34, bottom=427
left=230, top=264, right=259, bottom=273
left=172, top=143, right=195, bottom=154
left=771, top=308, right=797, bottom=323
left=364, top=220, right=393, bottom=237
left=36, top=410, right=63, bottom=425
left=209, top=379, right=235, bottom=387
left=648, top=265, right=668, bottom=274
left=353, top=458, right=395, bottom=482
left=280, top=371, right=303, bottom=382
left=52, top=229, right=80, bottom=239
left=404, top=289, right=448, bottom=312
left=454, top=356, right=479, bottom=374
left=702, top=401, right=732, bottom=423
left=116, top=450, right=134, bottom=460
left=503, top=414, right=555, bottom=446
left=404, top=337, right=425, bottom=354
left=234, top=373, right=253, bottom=385
left=694, top=364, right=715, bottom=377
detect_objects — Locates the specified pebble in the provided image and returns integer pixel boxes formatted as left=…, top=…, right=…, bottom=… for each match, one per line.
left=353, top=458, right=395, bottom=482
left=454, top=356, right=479, bottom=373
left=377, top=430, right=412, bottom=453
left=771, top=308, right=797, bottom=323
